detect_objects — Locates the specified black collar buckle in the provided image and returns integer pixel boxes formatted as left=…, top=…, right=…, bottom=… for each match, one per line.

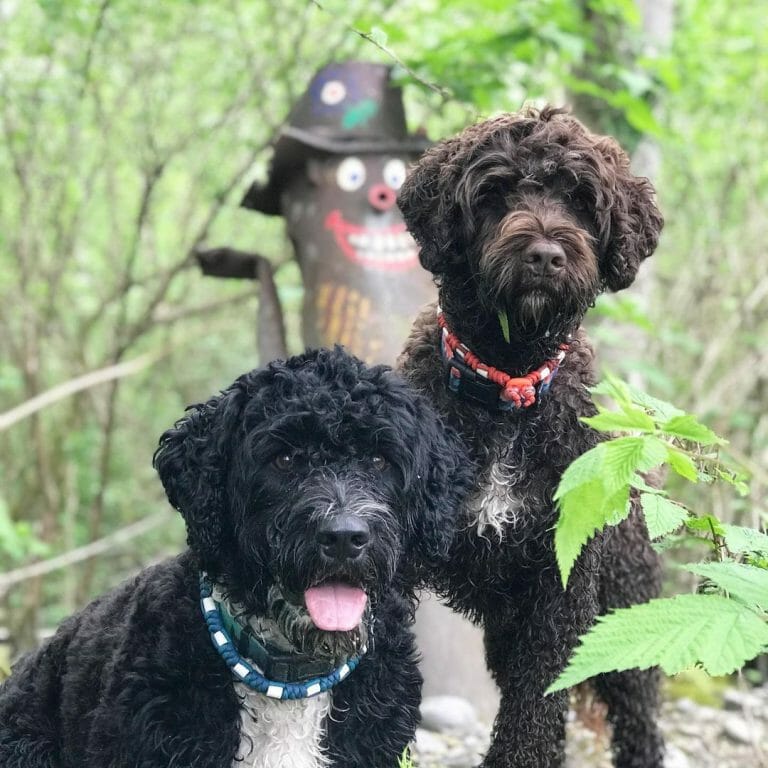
left=444, top=356, right=501, bottom=409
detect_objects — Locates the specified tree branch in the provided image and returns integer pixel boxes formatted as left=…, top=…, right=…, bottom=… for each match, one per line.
left=0, top=350, right=170, bottom=432
left=0, top=513, right=169, bottom=598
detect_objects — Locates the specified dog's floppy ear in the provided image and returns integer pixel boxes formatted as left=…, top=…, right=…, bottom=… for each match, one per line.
left=404, top=399, right=473, bottom=564
left=153, top=383, right=245, bottom=566
left=398, top=141, right=466, bottom=275
left=597, top=140, right=664, bottom=291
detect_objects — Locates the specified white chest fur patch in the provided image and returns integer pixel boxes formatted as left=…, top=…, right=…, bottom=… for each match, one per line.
left=468, top=458, right=524, bottom=540
left=233, top=681, right=331, bottom=768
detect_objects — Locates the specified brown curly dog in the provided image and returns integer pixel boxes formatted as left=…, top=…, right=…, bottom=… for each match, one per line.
left=398, top=107, right=665, bottom=768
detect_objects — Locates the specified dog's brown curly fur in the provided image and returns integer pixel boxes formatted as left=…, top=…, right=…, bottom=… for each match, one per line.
left=398, top=107, right=665, bottom=767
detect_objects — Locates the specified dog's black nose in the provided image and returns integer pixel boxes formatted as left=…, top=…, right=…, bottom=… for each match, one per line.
left=317, top=515, right=370, bottom=561
left=524, top=241, right=567, bottom=275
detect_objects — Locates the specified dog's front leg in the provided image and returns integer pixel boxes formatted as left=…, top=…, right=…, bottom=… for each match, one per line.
left=481, top=557, right=600, bottom=768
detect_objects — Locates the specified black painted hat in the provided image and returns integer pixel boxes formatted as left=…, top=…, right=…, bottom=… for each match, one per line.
left=241, top=61, right=431, bottom=215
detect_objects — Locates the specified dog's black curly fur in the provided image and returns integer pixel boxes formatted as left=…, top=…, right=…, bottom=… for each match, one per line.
left=0, top=347, right=472, bottom=768
left=398, top=107, right=665, bottom=767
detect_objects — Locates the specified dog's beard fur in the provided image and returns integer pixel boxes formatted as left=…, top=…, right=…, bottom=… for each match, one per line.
left=477, top=208, right=602, bottom=343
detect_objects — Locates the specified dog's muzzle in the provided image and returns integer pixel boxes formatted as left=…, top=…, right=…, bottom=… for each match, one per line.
left=269, top=584, right=370, bottom=658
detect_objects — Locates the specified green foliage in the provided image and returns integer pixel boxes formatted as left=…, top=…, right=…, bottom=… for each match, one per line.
left=683, top=563, right=768, bottom=612
left=364, top=0, right=661, bottom=141
left=640, top=494, right=689, bottom=540
left=398, top=747, right=414, bottom=768
left=554, top=375, right=717, bottom=586
left=547, top=594, right=768, bottom=693
left=0, top=495, right=49, bottom=565
left=551, top=380, right=768, bottom=693
left=1, top=0, right=767, bottom=684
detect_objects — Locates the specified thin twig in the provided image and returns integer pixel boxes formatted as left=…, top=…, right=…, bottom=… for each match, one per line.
left=308, top=0, right=452, bottom=99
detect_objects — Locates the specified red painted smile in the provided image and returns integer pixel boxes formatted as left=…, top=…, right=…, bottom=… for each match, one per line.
left=324, top=210, right=419, bottom=272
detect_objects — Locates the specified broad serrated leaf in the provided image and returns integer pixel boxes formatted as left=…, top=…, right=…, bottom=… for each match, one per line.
left=685, top=563, right=768, bottom=611
left=547, top=594, right=768, bottom=693
left=606, top=492, right=632, bottom=525
left=641, top=494, right=689, bottom=539
left=590, top=375, right=632, bottom=408
left=554, top=443, right=606, bottom=500
left=622, top=382, right=684, bottom=422
left=555, top=479, right=607, bottom=587
left=661, top=414, right=726, bottom=446
left=555, top=481, right=630, bottom=587
left=666, top=447, right=698, bottom=482
left=602, top=436, right=667, bottom=493
left=581, top=406, right=655, bottom=433
left=686, top=515, right=726, bottom=537
left=722, top=525, right=768, bottom=556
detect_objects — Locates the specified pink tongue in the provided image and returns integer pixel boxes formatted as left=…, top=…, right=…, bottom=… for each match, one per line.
left=304, top=584, right=368, bottom=631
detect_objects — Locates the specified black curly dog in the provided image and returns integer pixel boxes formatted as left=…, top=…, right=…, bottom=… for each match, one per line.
left=0, top=348, right=471, bottom=768
left=398, top=107, right=665, bottom=767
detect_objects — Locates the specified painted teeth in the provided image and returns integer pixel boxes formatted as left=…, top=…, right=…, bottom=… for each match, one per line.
left=356, top=248, right=418, bottom=264
left=347, top=232, right=415, bottom=251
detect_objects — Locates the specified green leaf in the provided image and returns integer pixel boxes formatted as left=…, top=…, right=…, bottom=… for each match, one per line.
left=581, top=407, right=656, bottom=433
left=547, top=594, right=768, bottom=693
left=555, top=480, right=630, bottom=587
left=601, top=436, right=667, bottom=492
left=554, top=443, right=606, bottom=500
left=722, top=525, right=768, bottom=556
left=686, top=515, right=726, bottom=537
left=715, top=470, right=750, bottom=496
left=641, top=493, right=689, bottom=539
left=622, top=382, right=684, bottom=422
left=0, top=497, right=24, bottom=559
left=685, top=562, right=768, bottom=611
left=666, top=447, right=699, bottom=482
left=660, top=415, right=726, bottom=446
left=590, top=375, right=633, bottom=408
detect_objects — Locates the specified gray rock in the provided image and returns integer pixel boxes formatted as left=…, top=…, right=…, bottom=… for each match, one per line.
left=722, top=688, right=763, bottom=714
left=722, top=714, right=763, bottom=745
left=664, top=744, right=692, bottom=768
left=414, top=727, right=448, bottom=756
left=421, top=695, right=480, bottom=736
left=673, top=697, right=700, bottom=715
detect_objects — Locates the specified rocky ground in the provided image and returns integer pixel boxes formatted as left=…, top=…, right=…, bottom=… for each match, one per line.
left=411, top=687, right=768, bottom=767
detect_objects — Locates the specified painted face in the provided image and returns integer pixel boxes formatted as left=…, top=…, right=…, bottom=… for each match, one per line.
left=282, top=154, right=435, bottom=363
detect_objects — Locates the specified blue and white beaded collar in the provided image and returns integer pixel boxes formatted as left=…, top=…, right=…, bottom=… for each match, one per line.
left=199, top=573, right=366, bottom=700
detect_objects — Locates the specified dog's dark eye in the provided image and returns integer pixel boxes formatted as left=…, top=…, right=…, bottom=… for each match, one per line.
left=371, top=455, right=387, bottom=471
left=273, top=453, right=294, bottom=471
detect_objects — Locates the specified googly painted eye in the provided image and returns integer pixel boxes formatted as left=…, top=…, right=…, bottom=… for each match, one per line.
left=320, top=79, right=347, bottom=105
left=371, top=455, right=388, bottom=471
left=336, top=157, right=366, bottom=191
left=382, top=159, right=407, bottom=190
left=273, top=452, right=294, bottom=471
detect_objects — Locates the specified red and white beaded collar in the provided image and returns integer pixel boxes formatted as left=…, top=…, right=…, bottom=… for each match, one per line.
left=437, top=306, right=568, bottom=411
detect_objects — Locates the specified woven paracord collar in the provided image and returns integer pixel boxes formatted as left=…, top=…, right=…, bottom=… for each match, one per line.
left=200, top=573, right=366, bottom=700
left=437, top=306, right=567, bottom=411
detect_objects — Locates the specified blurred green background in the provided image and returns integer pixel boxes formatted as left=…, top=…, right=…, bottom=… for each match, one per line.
left=1, top=0, right=766, bottom=678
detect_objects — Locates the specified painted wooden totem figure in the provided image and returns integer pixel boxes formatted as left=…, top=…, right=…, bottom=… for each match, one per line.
left=198, top=60, right=435, bottom=364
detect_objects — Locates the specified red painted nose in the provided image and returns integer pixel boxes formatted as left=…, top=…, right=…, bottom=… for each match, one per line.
left=368, top=183, right=397, bottom=211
